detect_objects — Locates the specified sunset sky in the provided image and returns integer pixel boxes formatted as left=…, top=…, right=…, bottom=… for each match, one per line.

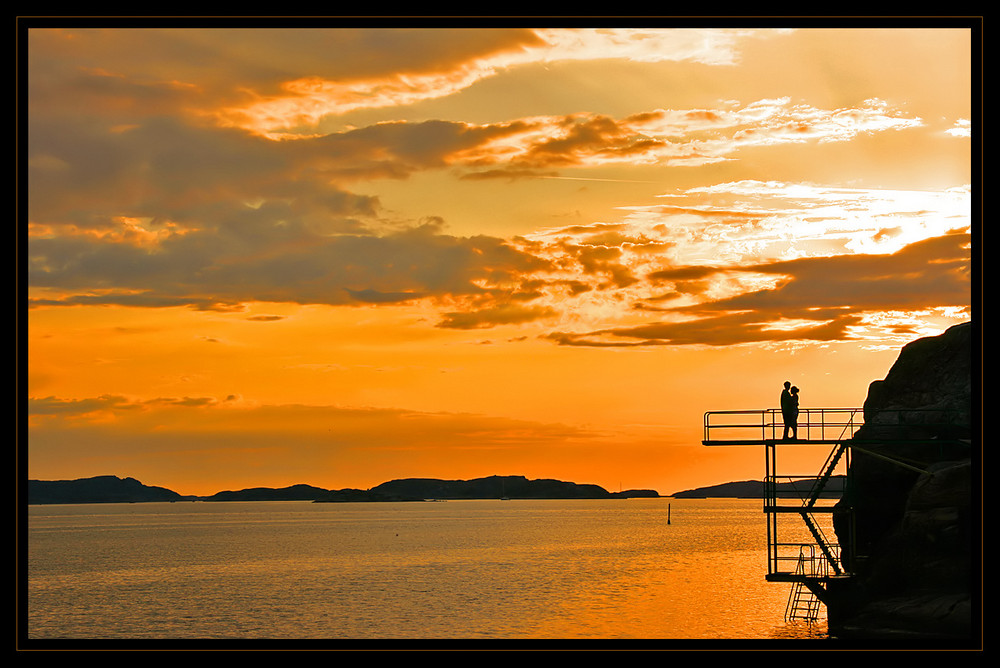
left=23, top=20, right=976, bottom=497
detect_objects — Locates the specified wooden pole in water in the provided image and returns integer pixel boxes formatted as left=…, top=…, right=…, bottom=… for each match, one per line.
left=668, top=503, right=671, bottom=525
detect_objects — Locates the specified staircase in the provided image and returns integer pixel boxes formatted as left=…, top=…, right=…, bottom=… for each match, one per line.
left=798, top=511, right=842, bottom=576
left=806, top=440, right=848, bottom=507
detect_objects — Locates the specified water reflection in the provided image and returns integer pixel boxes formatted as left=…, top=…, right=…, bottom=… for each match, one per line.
left=29, top=499, right=830, bottom=641
left=768, top=621, right=829, bottom=639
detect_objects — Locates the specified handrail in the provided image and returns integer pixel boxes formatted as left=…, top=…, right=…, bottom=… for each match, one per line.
left=703, top=408, right=864, bottom=444
left=703, top=407, right=968, bottom=445
left=772, top=542, right=844, bottom=580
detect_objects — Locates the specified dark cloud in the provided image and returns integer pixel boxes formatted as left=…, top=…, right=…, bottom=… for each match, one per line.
left=522, top=114, right=635, bottom=165
left=27, top=113, right=386, bottom=228
left=307, top=119, right=534, bottom=180
left=547, top=231, right=971, bottom=347
left=684, top=231, right=970, bottom=315
left=345, top=288, right=426, bottom=304
left=28, top=394, right=221, bottom=417
left=28, top=28, right=544, bottom=111
left=29, top=221, right=553, bottom=310
left=28, top=395, right=137, bottom=416
left=546, top=312, right=863, bottom=348
left=27, top=96, right=561, bottom=310
left=455, top=112, right=673, bottom=177
left=437, top=303, right=558, bottom=330
left=27, top=97, right=562, bottom=314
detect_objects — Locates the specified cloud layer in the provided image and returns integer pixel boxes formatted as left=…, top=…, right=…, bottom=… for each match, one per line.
left=24, top=24, right=975, bottom=494
left=27, top=25, right=971, bottom=347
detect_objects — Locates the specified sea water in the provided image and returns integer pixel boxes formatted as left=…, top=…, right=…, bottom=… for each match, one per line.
left=25, top=498, right=831, bottom=642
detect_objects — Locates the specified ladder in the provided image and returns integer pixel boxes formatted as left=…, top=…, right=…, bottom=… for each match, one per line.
left=784, top=547, right=823, bottom=623
left=785, top=581, right=822, bottom=623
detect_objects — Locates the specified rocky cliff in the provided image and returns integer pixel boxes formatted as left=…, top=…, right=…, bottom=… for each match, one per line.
left=827, top=321, right=976, bottom=641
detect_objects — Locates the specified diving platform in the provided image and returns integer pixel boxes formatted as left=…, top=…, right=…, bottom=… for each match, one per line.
left=702, top=407, right=864, bottom=446
left=701, top=407, right=970, bottom=621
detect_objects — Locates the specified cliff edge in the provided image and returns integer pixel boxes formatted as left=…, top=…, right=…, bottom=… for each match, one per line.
left=827, top=322, right=976, bottom=641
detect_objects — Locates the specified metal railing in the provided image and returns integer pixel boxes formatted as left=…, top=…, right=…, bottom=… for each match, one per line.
left=703, top=407, right=970, bottom=445
left=769, top=533, right=845, bottom=580
left=703, top=408, right=863, bottom=444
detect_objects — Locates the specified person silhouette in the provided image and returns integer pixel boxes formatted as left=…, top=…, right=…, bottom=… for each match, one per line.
left=780, top=381, right=797, bottom=440
left=789, top=386, right=800, bottom=440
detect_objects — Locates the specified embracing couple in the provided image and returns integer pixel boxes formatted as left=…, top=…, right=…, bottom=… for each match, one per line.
left=780, top=381, right=800, bottom=441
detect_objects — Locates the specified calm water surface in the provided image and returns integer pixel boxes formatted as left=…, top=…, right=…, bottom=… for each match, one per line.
left=27, top=498, right=830, bottom=642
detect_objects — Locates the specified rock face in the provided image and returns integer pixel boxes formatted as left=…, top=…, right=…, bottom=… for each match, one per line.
left=828, top=322, right=975, bottom=641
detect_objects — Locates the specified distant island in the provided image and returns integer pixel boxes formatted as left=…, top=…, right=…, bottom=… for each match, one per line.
left=28, top=475, right=187, bottom=505
left=26, top=473, right=852, bottom=505
left=26, top=474, right=665, bottom=505
left=670, top=476, right=845, bottom=499
left=27, top=473, right=849, bottom=505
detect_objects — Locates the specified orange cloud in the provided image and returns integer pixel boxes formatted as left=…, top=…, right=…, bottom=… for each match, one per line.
left=548, top=231, right=970, bottom=347
left=27, top=394, right=604, bottom=493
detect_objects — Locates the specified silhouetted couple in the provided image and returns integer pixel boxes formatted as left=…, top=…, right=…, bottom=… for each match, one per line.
left=781, top=381, right=800, bottom=440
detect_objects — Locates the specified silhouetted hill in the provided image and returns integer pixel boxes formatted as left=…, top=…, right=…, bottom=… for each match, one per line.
left=610, top=488, right=660, bottom=499
left=671, top=476, right=845, bottom=499
left=369, top=475, right=610, bottom=500
left=27, top=474, right=658, bottom=504
left=204, top=484, right=334, bottom=502
left=27, top=475, right=186, bottom=504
